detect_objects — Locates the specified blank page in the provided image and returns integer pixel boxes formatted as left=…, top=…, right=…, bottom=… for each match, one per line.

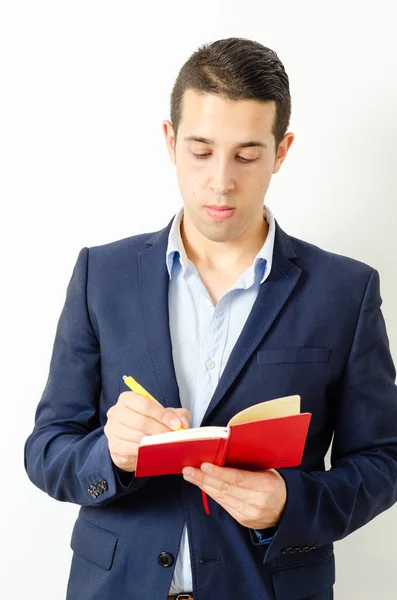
left=228, top=395, right=301, bottom=426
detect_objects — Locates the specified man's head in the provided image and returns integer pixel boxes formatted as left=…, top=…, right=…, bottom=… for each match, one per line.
left=163, top=37, right=294, bottom=246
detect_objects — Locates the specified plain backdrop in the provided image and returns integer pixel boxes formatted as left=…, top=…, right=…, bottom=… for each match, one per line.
left=1, top=1, right=396, bottom=598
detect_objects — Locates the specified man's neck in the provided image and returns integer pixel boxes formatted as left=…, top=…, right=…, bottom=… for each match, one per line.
left=180, top=213, right=269, bottom=273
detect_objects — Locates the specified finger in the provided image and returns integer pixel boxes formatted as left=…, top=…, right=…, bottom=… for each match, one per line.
left=199, top=484, right=265, bottom=522
left=199, top=463, right=273, bottom=492
left=197, top=480, right=260, bottom=519
left=109, top=407, right=172, bottom=436
left=119, top=392, right=183, bottom=430
left=218, top=503, right=254, bottom=526
left=183, top=467, right=264, bottom=505
left=129, top=410, right=179, bottom=436
left=104, top=421, right=145, bottom=444
left=175, top=408, right=191, bottom=429
left=107, top=439, right=140, bottom=458
left=203, top=473, right=264, bottom=504
left=222, top=505, right=247, bottom=522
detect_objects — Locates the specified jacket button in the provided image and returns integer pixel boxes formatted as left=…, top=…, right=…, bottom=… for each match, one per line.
left=158, top=552, right=174, bottom=568
left=281, top=547, right=293, bottom=554
left=99, top=479, right=108, bottom=491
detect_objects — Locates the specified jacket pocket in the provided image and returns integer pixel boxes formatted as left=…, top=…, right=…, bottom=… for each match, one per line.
left=257, top=347, right=330, bottom=365
left=70, top=517, right=118, bottom=571
left=272, top=552, right=335, bottom=599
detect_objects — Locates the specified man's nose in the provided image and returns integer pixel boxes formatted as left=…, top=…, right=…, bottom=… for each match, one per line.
left=208, top=160, right=235, bottom=195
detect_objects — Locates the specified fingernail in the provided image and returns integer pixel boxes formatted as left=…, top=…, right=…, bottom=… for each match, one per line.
left=201, top=463, right=212, bottom=473
left=170, top=418, right=181, bottom=430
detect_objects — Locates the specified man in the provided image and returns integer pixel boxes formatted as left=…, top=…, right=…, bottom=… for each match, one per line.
left=24, top=37, right=397, bottom=600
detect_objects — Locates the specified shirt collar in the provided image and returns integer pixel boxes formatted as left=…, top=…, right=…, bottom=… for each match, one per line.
left=166, top=206, right=189, bottom=275
left=166, top=204, right=275, bottom=284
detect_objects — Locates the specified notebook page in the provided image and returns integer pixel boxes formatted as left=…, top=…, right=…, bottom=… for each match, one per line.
left=228, top=395, right=301, bottom=426
left=140, top=426, right=229, bottom=446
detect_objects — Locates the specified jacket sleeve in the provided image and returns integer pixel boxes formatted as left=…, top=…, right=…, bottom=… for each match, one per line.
left=24, top=247, right=148, bottom=506
left=259, top=268, right=397, bottom=562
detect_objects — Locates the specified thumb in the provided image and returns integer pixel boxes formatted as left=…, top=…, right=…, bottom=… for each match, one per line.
left=173, top=408, right=191, bottom=429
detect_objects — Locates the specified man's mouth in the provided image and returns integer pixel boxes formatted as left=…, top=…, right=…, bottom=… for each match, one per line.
left=204, top=206, right=235, bottom=220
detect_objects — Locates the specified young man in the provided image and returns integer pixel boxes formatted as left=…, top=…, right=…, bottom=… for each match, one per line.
left=24, top=38, right=397, bottom=600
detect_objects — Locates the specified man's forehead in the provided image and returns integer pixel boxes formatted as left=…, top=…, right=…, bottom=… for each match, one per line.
left=179, top=90, right=275, bottom=139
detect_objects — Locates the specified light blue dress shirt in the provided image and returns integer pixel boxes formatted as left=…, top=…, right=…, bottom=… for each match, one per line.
left=166, top=204, right=276, bottom=593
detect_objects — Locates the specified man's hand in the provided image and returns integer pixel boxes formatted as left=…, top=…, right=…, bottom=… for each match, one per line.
left=104, top=391, right=190, bottom=472
left=182, top=463, right=287, bottom=529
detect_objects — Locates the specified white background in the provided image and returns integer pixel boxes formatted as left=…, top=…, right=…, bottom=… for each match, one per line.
left=1, top=1, right=397, bottom=598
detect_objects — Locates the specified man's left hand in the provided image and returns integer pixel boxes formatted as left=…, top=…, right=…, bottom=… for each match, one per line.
left=182, top=463, right=287, bottom=529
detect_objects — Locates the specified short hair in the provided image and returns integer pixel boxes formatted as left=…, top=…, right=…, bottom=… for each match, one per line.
left=170, top=37, right=291, bottom=153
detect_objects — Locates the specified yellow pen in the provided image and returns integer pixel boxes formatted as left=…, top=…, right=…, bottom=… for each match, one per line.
left=122, top=375, right=184, bottom=430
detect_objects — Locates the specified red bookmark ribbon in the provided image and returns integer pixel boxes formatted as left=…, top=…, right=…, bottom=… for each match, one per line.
left=202, top=490, right=210, bottom=515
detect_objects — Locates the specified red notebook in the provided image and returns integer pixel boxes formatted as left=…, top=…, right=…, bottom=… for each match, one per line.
left=135, top=394, right=311, bottom=478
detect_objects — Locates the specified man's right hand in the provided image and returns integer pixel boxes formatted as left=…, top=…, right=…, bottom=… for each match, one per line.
left=104, top=391, right=191, bottom=473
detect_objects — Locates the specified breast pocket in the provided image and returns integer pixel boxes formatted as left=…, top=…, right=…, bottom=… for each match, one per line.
left=257, top=347, right=330, bottom=365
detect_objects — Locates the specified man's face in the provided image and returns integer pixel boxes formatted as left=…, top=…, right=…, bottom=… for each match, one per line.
left=163, top=89, right=294, bottom=244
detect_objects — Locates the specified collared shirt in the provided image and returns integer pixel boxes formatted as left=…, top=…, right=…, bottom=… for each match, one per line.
left=166, top=205, right=276, bottom=593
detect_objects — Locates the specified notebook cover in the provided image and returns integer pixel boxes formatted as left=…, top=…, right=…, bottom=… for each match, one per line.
left=226, top=413, right=312, bottom=469
left=135, top=436, right=228, bottom=477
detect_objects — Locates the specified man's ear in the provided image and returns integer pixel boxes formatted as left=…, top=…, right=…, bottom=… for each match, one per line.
left=162, top=120, right=176, bottom=165
left=273, top=132, right=295, bottom=174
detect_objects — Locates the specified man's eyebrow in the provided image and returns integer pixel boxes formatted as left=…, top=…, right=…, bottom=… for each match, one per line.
left=183, top=135, right=267, bottom=149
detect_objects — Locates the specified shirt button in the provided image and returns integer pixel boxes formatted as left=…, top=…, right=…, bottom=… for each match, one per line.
left=206, top=359, right=215, bottom=370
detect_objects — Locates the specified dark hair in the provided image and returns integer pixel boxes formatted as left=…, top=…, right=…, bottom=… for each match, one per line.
left=170, top=37, right=291, bottom=154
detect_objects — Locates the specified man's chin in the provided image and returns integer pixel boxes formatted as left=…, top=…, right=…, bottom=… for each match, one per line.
left=197, top=225, right=238, bottom=244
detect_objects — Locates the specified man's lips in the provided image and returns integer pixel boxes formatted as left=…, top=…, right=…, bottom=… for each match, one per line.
left=205, top=205, right=234, bottom=210
left=204, top=206, right=235, bottom=220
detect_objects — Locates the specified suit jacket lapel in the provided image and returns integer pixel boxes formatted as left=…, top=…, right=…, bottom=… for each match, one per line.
left=201, top=221, right=302, bottom=424
left=137, top=217, right=181, bottom=410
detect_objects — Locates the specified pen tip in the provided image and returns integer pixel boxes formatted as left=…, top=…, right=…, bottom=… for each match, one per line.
left=122, top=375, right=127, bottom=380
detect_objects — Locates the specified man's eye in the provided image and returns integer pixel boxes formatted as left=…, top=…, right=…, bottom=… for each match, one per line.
left=192, top=153, right=211, bottom=160
left=237, top=157, right=257, bottom=163
left=191, top=153, right=257, bottom=163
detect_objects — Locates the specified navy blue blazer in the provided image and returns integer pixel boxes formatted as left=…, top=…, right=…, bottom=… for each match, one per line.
left=24, top=216, right=397, bottom=600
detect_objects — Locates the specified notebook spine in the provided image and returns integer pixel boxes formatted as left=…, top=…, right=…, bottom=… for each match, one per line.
left=202, top=429, right=230, bottom=516
left=213, top=428, right=230, bottom=467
